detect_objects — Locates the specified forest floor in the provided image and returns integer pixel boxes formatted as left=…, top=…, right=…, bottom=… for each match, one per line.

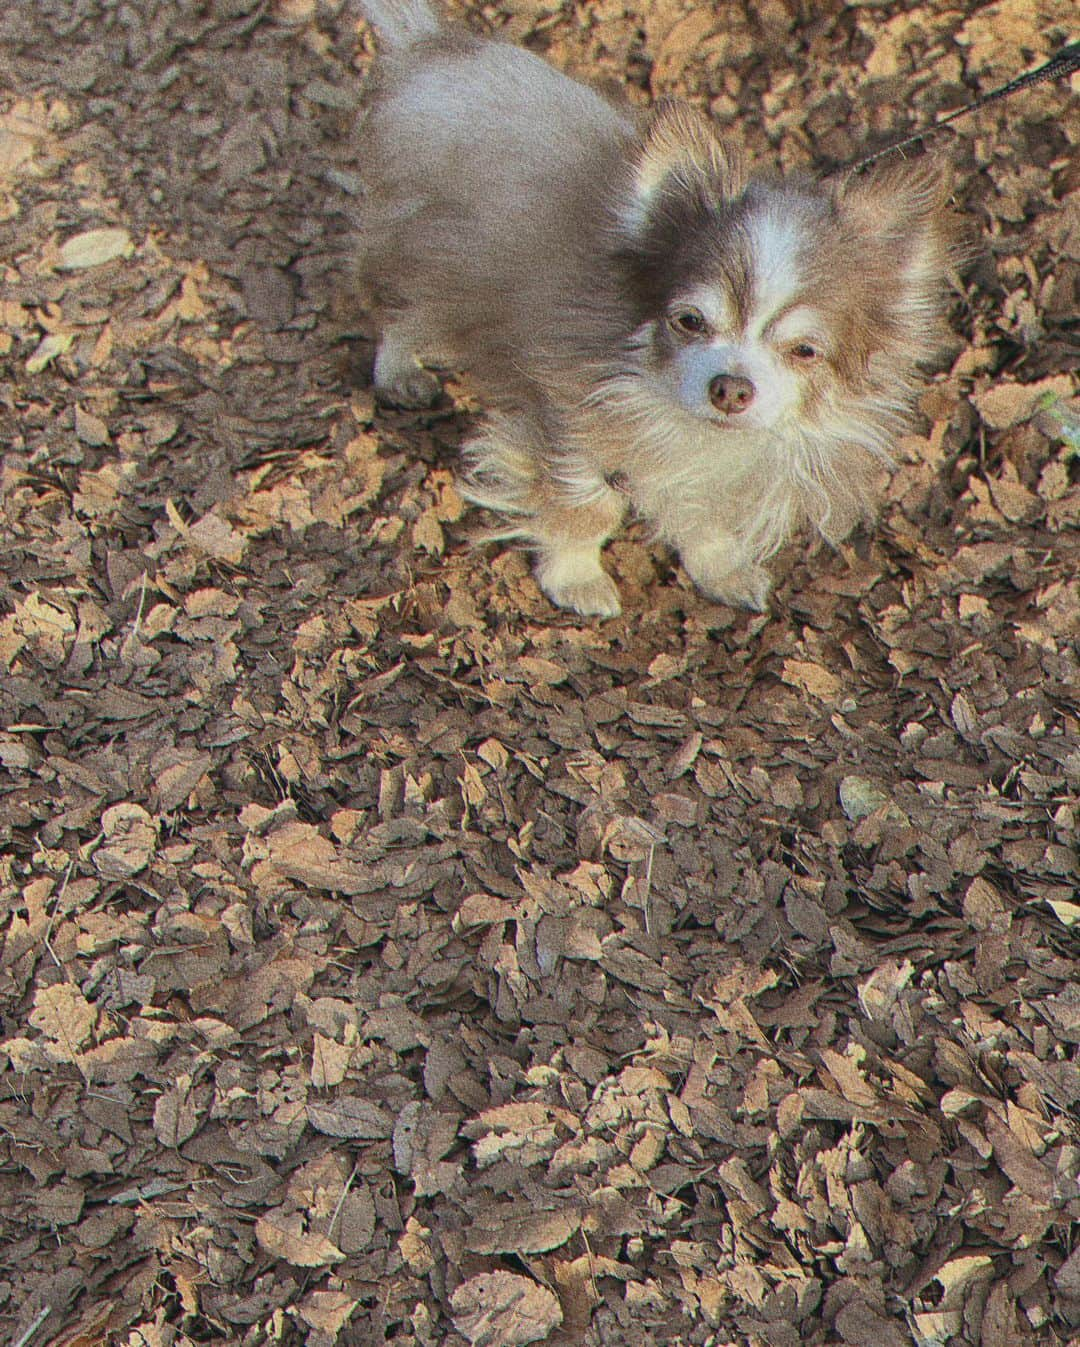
left=0, top=0, right=1078, bottom=1344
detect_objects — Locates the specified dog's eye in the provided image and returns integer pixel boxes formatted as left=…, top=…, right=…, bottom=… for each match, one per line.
left=791, top=343, right=819, bottom=361
left=670, top=309, right=707, bottom=336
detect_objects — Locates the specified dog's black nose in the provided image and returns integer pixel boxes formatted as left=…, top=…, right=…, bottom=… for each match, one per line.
left=708, top=374, right=755, bottom=414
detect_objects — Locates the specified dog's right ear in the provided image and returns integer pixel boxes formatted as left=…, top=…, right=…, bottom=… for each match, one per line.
left=619, top=100, right=745, bottom=236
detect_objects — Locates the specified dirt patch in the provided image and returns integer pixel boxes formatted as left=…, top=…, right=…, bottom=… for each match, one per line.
left=0, top=1, right=1077, bottom=1344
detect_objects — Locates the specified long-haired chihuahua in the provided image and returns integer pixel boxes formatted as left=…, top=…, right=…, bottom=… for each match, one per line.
left=354, top=0, right=957, bottom=617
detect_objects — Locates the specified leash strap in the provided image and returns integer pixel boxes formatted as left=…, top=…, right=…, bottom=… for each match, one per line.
left=849, top=39, right=1080, bottom=173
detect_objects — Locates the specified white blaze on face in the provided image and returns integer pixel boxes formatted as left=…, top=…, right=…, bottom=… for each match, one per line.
left=745, top=208, right=806, bottom=331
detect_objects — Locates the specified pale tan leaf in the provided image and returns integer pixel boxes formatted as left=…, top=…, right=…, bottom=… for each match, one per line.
left=310, top=1033, right=351, bottom=1089
left=839, top=775, right=888, bottom=821
left=781, top=659, right=840, bottom=703
left=970, top=376, right=1073, bottom=430
left=412, top=508, right=445, bottom=556
left=184, top=512, right=248, bottom=564
left=450, top=1270, right=563, bottom=1347
left=255, top=1211, right=344, bottom=1267
left=296, top=1291, right=358, bottom=1338
left=94, top=803, right=157, bottom=879
left=26, top=330, right=74, bottom=374
left=57, top=226, right=134, bottom=269
left=29, top=983, right=97, bottom=1060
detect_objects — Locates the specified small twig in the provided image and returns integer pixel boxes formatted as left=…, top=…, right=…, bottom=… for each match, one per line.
left=108, top=1178, right=187, bottom=1206
left=41, top=858, right=76, bottom=974
left=11, top=1306, right=51, bottom=1347
left=130, top=568, right=150, bottom=643
left=641, top=842, right=656, bottom=936
left=327, top=1160, right=360, bottom=1241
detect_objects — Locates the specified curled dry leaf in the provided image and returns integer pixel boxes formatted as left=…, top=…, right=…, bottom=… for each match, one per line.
left=250, top=819, right=380, bottom=896
left=296, top=1290, right=358, bottom=1340
left=94, top=803, right=157, bottom=879
left=839, top=775, right=889, bottom=822
left=26, top=331, right=74, bottom=373
left=10, top=592, right=76, bottom=666
left=153, top=1080, right=200, bottom=1147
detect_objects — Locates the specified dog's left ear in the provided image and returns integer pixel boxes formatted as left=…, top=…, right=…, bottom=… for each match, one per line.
left=831, top=156, right=955, bottom=260
left=620, top=100, right=745, bottom=235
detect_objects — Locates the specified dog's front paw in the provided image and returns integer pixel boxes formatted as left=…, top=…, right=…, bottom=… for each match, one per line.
left=375, top=366, right=443, bottom=409
left=681, top=546, right=772, bottom=612
left=535, top=548, right=622, bottom=619
left=706, top=565, right=772, bottom=613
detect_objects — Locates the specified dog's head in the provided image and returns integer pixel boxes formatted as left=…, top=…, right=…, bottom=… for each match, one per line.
left=614, top=102, right=956, bottom=434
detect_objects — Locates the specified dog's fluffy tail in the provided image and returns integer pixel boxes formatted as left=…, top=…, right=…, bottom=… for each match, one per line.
left=358, top=0, right=442, bottom=49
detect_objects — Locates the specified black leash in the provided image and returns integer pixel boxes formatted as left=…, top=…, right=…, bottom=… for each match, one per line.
left=849, top=39, right=1080, bottom=173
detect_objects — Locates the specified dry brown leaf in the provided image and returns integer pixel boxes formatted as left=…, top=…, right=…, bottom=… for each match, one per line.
left=652, top=10, right=718, bottom=87
left=154, top=752, right=213, bottom=812
left=970, top=376, right=1073, bottom=430
left=74, top=404, right=109, bottom=445
left=839, top=775, right=888, bottom=821
left=25, top=330, right=74, bottom=373
left=94, top=803, right=157, bottom=879
left=8, top=592, right=76, bottom=666
left=296, top=1291, right=358, bottom=1339
left=310, top=1033, right=351, bottom=1088
left=306, top=1095, right=394, bottom=1139
left=412, top=508, right=445, bottom=556
left=153, top=1079, right=200, bottom=1147
left=255, top=1211, right=345, bottom=1267
left=781, top=659, right=840, bottom=703
left=466, top=1205, right=580, bottom=1255
left=250, top=820, right=379, bottom=896
left=28, top=983, right=97, bottom=1060
left=450, top=1271, right=563, bottom=1347
left=182, top=511, right=248, bottom=564
left=984, top=1111, right=1054, bottom=1204
left=56, top=226, right=133, bottom=269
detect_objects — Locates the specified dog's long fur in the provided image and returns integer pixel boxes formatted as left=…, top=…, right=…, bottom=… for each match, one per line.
left=355, top=0, right=957, bottom=617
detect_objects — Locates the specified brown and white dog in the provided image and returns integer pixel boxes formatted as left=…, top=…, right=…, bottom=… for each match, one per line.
left=354, top=0, right=957, bottom=617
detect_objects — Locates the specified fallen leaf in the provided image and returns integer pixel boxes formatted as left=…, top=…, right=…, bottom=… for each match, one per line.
left=94, top=803, right=157, bottom=878
left=450, top=1271, right=563, bottom=1347
left=29, top=983, right=97, bottom=1060
left=26, top=330, right=74, bottom=374
left=310, top=1034, right=351, bottom=1088
left=255, top=1211, right=345, bottom=1267
left=153, top=1080, right=200, bottom=1147
left=839, top=775, right=888, bottom=821
left=781, top=659, right=840, bottom=702
left=296, top=1291, right=358, bottom=1338
left=307, top=1095, right=394, bottom=1139
left=971, top=376, right=1073, bottom=430
left=57, top=226, right=134, bottom=270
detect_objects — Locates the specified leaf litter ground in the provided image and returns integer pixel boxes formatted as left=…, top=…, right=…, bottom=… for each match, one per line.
left=0, top=1, right=1078, bottom=1345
